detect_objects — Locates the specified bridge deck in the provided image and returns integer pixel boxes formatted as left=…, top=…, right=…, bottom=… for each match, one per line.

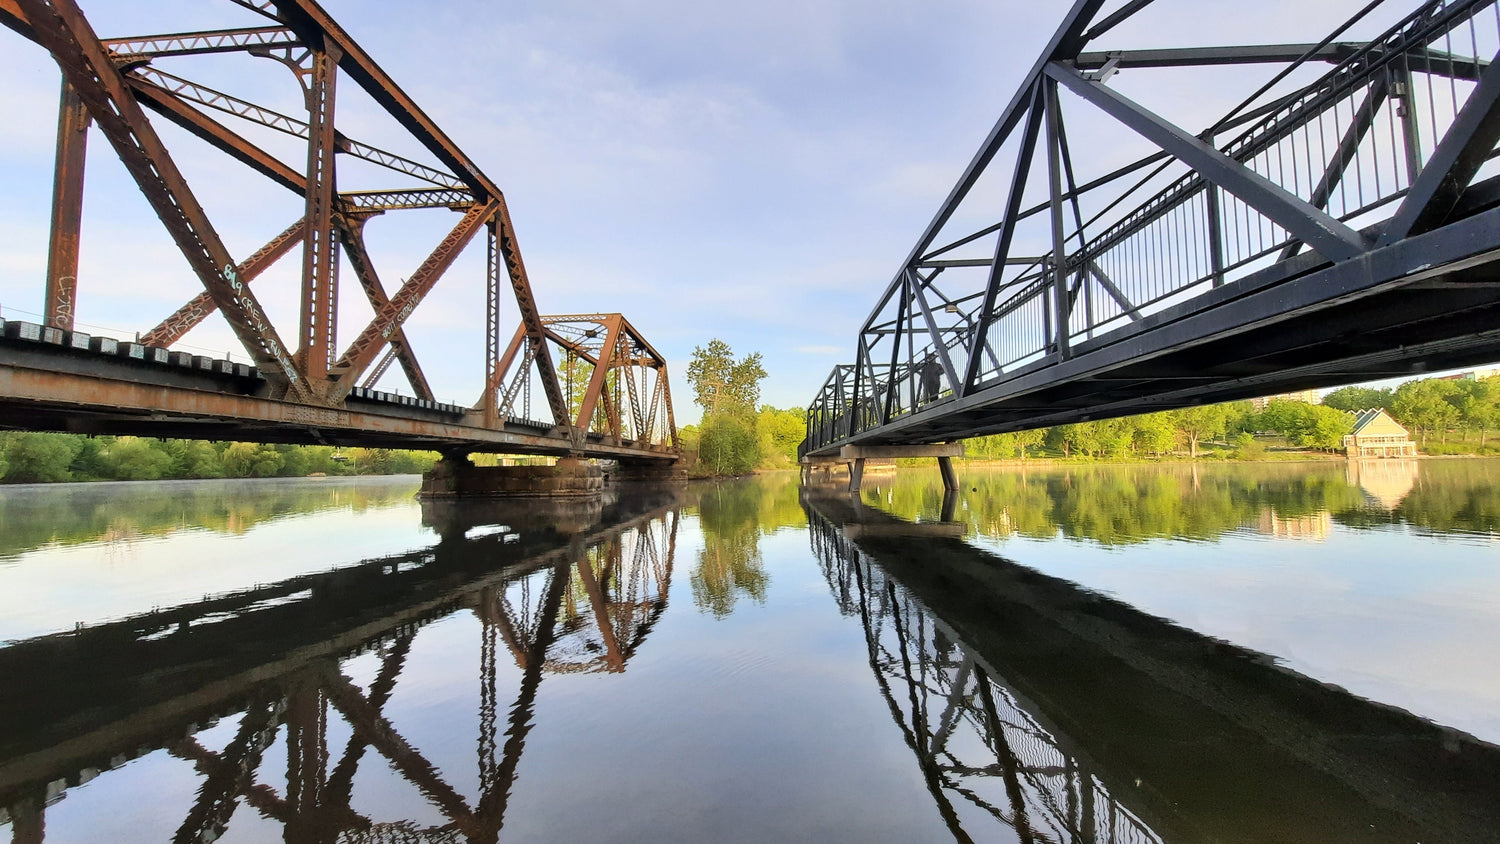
left=0, top=322, right=674, bottom=461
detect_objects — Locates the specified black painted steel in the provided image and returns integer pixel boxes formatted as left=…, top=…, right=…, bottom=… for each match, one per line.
left=804, top=0, right=1500, bottom=457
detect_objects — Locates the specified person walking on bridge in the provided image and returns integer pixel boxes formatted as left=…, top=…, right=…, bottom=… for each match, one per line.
left=917, top=353, right=943, bottom=408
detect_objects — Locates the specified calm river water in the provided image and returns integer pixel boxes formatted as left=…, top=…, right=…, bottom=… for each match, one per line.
left=1, top=461, right=1498, bottom=842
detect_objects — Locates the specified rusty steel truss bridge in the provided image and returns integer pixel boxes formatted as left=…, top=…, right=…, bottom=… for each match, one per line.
left=805, top=0, right=1500, bottom=457
left=0, top=0, right=678, bottom=462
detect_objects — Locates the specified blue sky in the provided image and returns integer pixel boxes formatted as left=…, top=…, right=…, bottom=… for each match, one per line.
left=0, top=0, right=1462, bottom=420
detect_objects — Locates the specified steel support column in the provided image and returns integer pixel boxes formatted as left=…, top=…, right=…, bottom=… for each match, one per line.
left=299, top=39, right=342, bottom=391
left=44, top=77, right=87, bottom=331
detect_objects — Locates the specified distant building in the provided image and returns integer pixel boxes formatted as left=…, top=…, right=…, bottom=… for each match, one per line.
left=1343, top=408, right=1417, bottom=459
left=1435, top=367, right=1500, bottom=381
left=1251, top=389, right=1321, bottom=411
left=1257, top=509, right=1332, bottom=541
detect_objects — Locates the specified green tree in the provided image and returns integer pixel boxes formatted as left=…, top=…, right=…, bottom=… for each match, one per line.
left=1322, top=385, right=1394, bottom=412
left=1132, top=412, right=1177, bottom=456
left=698, top=414, right=760, bottom=475
left=3, top=433, right=83, bottom=483
left=221, top=442, right=285, bottom=477
left=1171, top=404, right=1230, bottom=458
left=1392, top=378, right=1461, bottom=444
left=1451, top=379, right=1500, bottom=445
left=103, top=436, right=175, bottom=480
left=755, top=406, right=805, bottom=467
left=685, top=339, right=767, bottom=417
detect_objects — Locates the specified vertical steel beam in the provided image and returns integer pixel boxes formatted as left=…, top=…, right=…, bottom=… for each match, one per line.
left=1204, top=184, right=1226, bottom=286
left=1394, top=67, right=1425, bottom=188
left=7, top=792, right=44, bottom=844
left=491, top=204, right=570, bottom=429
left=1382, top=49, right=1500, bottom=244
left=1044, top=78, right=1072, bottom=359
left=44, top=77, right=87, bottom=331
left=19, top=0, right=307, bottom=399
left=299, top=39, right=342, bottom=388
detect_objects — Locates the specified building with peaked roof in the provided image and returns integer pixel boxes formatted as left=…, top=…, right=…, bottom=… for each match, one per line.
left=1343, top=408, right=1417, bottom=459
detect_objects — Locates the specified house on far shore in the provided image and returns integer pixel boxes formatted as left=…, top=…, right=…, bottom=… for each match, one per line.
left=1344, top=408, right=1418, bottom=458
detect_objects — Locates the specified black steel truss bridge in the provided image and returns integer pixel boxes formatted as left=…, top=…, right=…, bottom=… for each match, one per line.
left=806, top=0, right=1500, bottom=456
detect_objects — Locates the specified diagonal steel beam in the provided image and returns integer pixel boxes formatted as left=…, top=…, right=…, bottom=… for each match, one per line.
left=493, top=205, right=571, bottom=430
left=907, top=270, right=960, bottom=397
left=963, top=84, right=1047, bottom=392
left=19, top=0, right=307, bottom=399
left=141, top=217, right=307, bottom=348
left=338, top=216, right=434, bottom=400
left=329, top=199, right=498, bottom=396
left=269, top=0, right=498, bottom=200
left=1279, top=73, right=1390, bottom=260
left=1380, top=48, right=1500, bottom=245
left=1087, top=261, right=1142, bottom=321
left=323, top=669, right=477, bottom=835
left=1047, top=61, right=1367, bottom=263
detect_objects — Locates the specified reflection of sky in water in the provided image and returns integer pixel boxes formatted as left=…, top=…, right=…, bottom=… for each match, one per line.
left=975, top=517, right=1500, bottom=744
left=0, top=477, right=430, bottom=643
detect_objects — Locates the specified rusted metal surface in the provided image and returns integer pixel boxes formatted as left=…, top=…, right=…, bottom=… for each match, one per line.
left=482, top=314, right=680, bottom=451
left=339, top=215, right=434, bottom=401
left=18, top=0, right=306, bottom=399
left=43, top=77, right=86, bottom=331
left=141, top=218, right=307, bottom=348
left=298, top=38, right=341, bottom=391
left=0, top=356, right=673, bottom=460
left=3, top=0, right=679, bottom=459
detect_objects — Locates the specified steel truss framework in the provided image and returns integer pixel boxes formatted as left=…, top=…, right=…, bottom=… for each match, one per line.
left=0, top=503, right=679, bottom=843
left=0, top=0, right=676, bottom=455
left=805, top=0, right=1500, bottom=456
left=485, top=314, right=680, bottom=451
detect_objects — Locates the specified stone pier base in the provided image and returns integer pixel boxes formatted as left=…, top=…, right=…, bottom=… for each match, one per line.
left=419, top=456, right=604, bottom=499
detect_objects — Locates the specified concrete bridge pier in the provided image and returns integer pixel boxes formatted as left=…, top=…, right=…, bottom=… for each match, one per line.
left=841, top=443, right=963, bottom=493
left=419, top=453, right=604, bottom=499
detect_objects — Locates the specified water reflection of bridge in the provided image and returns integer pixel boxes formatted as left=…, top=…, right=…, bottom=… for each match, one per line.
left=804, top=488, right=1500, bottom=842
left=0, top=491, right=679, bottom=843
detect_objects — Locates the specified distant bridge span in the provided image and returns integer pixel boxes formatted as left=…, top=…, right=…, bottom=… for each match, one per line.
left=0, top=0, right=678, bottom=461
left=805, top=0, right=1500, bottom=456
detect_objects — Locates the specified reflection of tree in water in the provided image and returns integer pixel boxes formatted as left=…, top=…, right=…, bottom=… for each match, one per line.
left=1385, top=460, right=1500, bottom=535
left=691, top=483, right=770, bottom=617
left=684, top=472, right=807, bottom=617
left=861, top=463, right=1438, bottom=545
left=0, top=478, right=419, bottom=560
